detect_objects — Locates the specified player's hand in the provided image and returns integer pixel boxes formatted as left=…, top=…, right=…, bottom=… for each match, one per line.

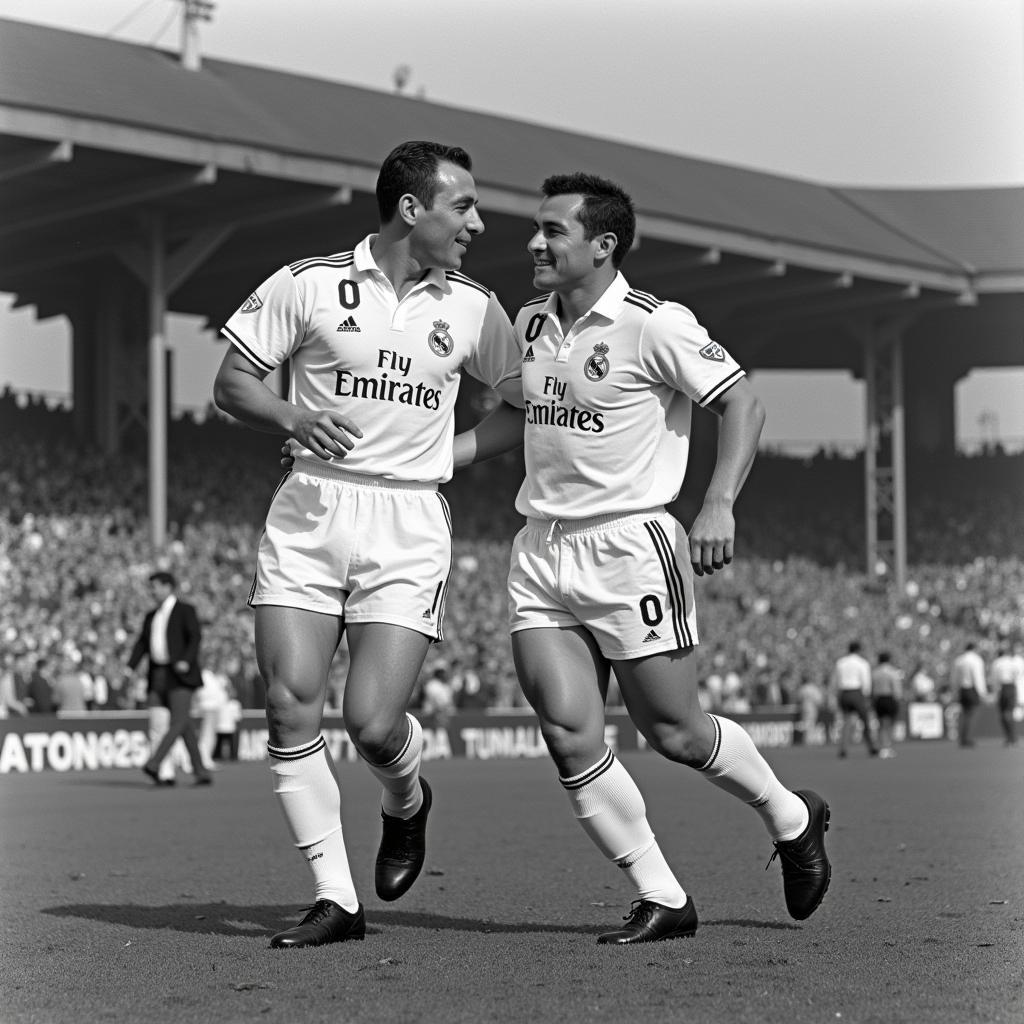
left=688, top=500, right=735, bottom=577
left=290, top=411, right=363, bottom=461
left=280, top=439, right=297, bottom=469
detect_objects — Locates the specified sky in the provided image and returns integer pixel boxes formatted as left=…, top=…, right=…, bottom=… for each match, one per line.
left=1, top=0, right=1022, bottom=450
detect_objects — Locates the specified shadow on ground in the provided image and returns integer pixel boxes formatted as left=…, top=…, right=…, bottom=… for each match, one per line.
left=40, top=903, right=801, bottom=937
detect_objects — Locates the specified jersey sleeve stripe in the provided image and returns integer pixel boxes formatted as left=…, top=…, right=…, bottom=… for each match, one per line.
left=523, top=293, right=550, bottom=308
left=221, top=326, right=276, bottom=373
left=700, top=368, right=745, bottom=406
left=623, top=293, right=661, bottom=314
left=289, top=253, right=355, bottom=276
left=629, top=288, right=663, bottom=305
left=445, top=270, right=491, bottom=297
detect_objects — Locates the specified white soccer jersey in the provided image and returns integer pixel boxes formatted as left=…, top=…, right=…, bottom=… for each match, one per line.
left=512, top=272, right=744, bottom=520
left=833, top=653, right=871, bottom=694
left=222, top=235, right=523, bottom=484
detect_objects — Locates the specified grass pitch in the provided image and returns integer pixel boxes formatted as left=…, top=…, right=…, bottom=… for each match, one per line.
left=2, top=741, right=1021, bottom=1024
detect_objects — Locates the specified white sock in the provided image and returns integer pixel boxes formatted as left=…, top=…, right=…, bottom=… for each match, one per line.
left=364, top=713, right=424, bottom=818
left=268, top=736, right=358, bottom=911
left=561, top=749, right=687, bottom=908
left=699, top=714, right=808, bottom=841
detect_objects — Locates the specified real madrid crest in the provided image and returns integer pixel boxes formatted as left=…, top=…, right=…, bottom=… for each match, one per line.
left=584, top=341, right=610, bottom=381
left=428, top=319, right=454, bottom=357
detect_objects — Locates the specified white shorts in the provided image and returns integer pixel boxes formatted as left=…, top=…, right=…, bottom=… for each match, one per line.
left=508, top=508, right=700, bottom=660
left=250, top=457, right=452, bottom=640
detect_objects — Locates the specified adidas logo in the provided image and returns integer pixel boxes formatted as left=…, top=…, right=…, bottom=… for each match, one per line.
left=336, top=316, right=360, bottom=332
left=523, top=345, right=535, bottom=362
left=422, top=609, right=433, bottom=620
left=642, top=629, right=661, bottom=643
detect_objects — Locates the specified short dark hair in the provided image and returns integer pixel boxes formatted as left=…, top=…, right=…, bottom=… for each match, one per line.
left=149, top=571, right=176, bottom=588
left=878, top=651, right=891, bottom=664
left=376, top=140, right=473, bottom=223
left=848, top=641, right=862, bottom=654
left=540, top=172, right=636, bottom=267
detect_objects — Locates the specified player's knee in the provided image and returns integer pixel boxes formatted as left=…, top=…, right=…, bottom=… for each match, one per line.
left=264, top=679, right=318, bottom=734
left=538, top=720, right=598, bottom=767
left=347, top=714, right=406, bottom=763
left=646, top=720, right=706, bottom=766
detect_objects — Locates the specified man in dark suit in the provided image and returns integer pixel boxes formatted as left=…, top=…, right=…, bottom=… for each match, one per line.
left=127, top=571, right=212, bottom=786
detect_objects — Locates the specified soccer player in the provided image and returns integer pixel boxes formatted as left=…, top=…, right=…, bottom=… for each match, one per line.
left=951, top=641, right=988, bottom=747
left=506, top=173, right=831, bottom=944
left=214, top=141, right=523, bottom=948
left=832, top=641, right=878, bottom=758
left=870, top=651, right=903, bottom=757
left=990, top=644, right=1021, bottom=746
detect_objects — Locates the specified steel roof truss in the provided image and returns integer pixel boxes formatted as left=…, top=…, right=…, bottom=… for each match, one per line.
left=0, top=162, right=217, bottom=238
left=0, top=138, right=72, bottom=184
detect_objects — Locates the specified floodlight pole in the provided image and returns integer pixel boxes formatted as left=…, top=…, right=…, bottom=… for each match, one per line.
left=862, top=320, right=908, bottom=593
left=180, top=0, right=215, bottom=72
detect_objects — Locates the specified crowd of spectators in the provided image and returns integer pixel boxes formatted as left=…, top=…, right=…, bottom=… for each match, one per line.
left=2, top=389, right=1021, bottom=721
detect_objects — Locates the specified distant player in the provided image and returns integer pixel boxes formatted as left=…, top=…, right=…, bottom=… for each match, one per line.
left=832, top=641, right=878, bottom=758
left=951, top=641, right=988, bottom=748
left=506, top=173, right=831, bottom=943
left=870, top=651, right=903, bottom=757
left=989, top=644, right=1020, bottom=746
left=214, top=141, right=523, bottom=948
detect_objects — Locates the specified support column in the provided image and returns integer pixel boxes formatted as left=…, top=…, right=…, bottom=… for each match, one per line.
left=862, top=320, right=907, bottom=592
left=147, top=215, right=168, bottom=550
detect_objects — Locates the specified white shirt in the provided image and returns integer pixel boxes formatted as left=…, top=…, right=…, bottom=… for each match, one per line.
left=512, top=273, right=744, bottom=519
left=833, top=652, right=871, bottom=694
left=990, top=654, right=1021, bottom=688
left=149, top=595, right=176, bottom=665
left=951, top=649, right=987, bottom=697
left=222, top=235, right=523, bottom=484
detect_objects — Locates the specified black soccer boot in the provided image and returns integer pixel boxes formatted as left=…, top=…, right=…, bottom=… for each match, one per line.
left=768, top=789, right=831, bottom=920
left=597, top=897, right=699, bottom=945
left=374, top=777, right=432, bottom=901
left=269, top=899, right=365, bottom=948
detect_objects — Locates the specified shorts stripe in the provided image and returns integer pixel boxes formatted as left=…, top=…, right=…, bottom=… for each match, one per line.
left=644, top=519, right=692, bottom=648
left=268, top=735, right=326, bottom=761
left=248, top=471, right=293, bottom=606
left=559, top=747, right=615, bottom=791
left=433, top=492, right=453, bottom=642
left=697, top=714, right=723, bottom=772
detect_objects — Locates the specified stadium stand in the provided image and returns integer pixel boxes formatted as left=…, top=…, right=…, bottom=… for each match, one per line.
left=1, top=391, right=1021, bottom=718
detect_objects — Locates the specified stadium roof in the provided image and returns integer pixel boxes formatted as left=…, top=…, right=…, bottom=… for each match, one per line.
left=1, top=16, right=1022, bottom=354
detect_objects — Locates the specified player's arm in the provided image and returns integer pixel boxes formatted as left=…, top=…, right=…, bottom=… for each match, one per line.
left=214, top=348, right=362, bottom=461
left=453, top=400, right=525, bottom=471
left=688, top=377, right=765, bottom=577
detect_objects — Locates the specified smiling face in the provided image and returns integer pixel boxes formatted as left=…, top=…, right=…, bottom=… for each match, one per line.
left=528, top=193, right=610, bottom=293
left=408, top=160, right=484, bottom=271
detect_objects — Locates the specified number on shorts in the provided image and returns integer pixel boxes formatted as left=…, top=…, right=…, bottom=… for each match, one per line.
left=640, top=594, right=663, bottom=627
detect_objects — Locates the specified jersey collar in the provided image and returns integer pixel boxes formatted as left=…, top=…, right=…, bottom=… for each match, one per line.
left=354, top=235, right=448, bottom=291
left=591, top=272, right=632, bottom=320
left=540, top=271, right=632, bottom=323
